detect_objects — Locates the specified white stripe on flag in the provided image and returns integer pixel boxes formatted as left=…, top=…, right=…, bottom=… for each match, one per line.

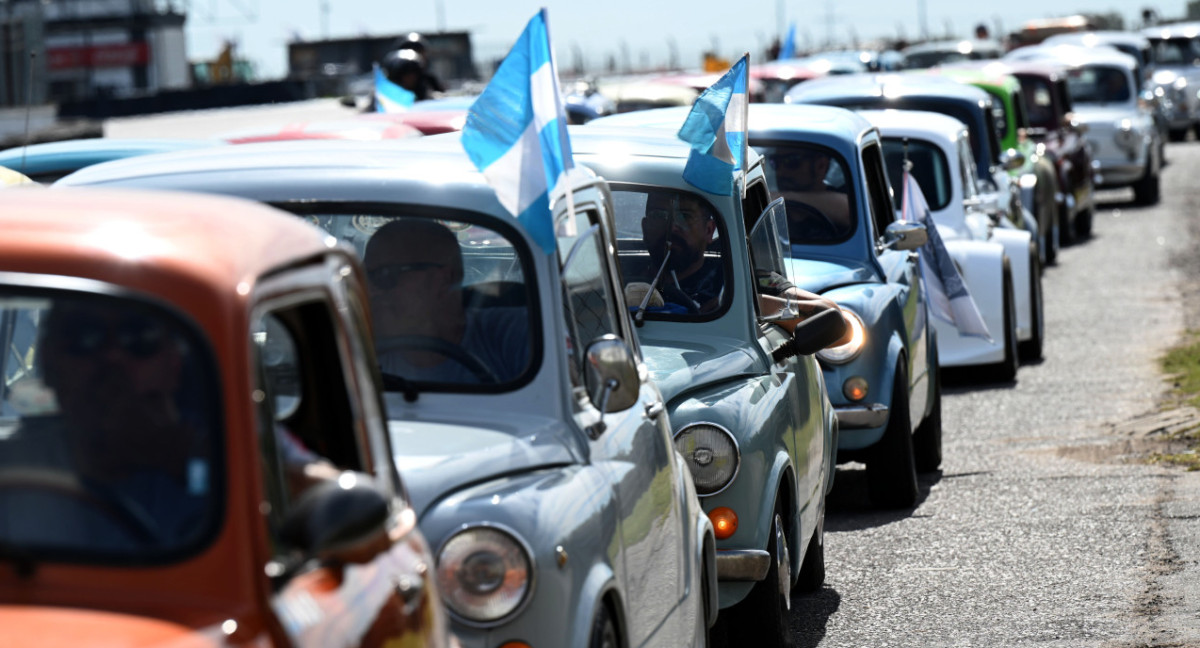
left=482, top=120, right=548, bottom=217
left=530, top=62, right=559, bottom=132
left=725, top=91, right=747, bottom=133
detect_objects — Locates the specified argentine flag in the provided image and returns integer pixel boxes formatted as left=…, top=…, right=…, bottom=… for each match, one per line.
left=462, top=8, right=573, bottom=254
left=677, top=53, right=749, bottom=196
left=373, top=64, right=415, bottom=112
left=902, top=167, right=992, bottom=341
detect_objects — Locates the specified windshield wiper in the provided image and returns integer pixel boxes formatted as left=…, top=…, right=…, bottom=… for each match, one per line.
left=634, top=248, right=671, bottom=327
left=381, top=372, right=420, bottom=403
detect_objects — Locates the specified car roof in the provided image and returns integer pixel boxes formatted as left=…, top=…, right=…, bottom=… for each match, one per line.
left=0, top=138, right=221, bottom=176
left=856, top=109, right=967, bottom=145
left=744, top=103, right=874, bottom=143
left=1044, top=31, right=1151, bottom=48
left=901, top=39, right=1003, bottom=55
left=1005, top=44, right=1139, bottom=70
left=1, top=187, right=332, bottom=293
left=786, top=72, right=991, bottom=104
left=1142, top=22, right=1200, bottom=39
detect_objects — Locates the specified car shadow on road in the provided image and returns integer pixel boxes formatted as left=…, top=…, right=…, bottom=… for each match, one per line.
left=823, top=464, right=942, bottom=532
left=789, top=585, right=842, bottom=647
left=940, top=367, right=1019, bottom=390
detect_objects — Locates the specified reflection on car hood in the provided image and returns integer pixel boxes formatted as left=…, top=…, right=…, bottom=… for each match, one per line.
left=639, top=337, right=761, bottom=403
left=390, top=418, right=576, bottom=517
left=1073, top=105, right=1142, bottom=127
left=0, top=605, right=212, bottom=647
left=785, top=256, right=877, bottom=293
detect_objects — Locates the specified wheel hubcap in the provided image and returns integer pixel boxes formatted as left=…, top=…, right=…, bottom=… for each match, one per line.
left=774, top=513, right=790, bottom=610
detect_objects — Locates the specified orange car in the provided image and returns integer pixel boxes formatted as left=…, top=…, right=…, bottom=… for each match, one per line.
left=0, top=188, right=453, bottom=648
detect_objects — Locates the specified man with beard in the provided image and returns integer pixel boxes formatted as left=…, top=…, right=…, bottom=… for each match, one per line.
left=770, top=147, right=852, bottom=241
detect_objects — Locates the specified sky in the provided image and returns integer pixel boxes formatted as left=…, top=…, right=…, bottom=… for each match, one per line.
left=181, top=0, right=1173, bottom=80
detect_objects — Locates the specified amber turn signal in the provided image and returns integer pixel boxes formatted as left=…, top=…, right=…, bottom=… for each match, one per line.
left=843, top=376, right=868, bottom=402
left=709, top=507, right=738, bottom=540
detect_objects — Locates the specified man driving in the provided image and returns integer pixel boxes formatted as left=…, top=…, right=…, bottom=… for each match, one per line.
left=771, top=147, right=852, bottom=239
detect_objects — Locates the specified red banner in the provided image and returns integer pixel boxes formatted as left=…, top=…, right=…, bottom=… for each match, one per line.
left=46, top=42, right=149, bottom=70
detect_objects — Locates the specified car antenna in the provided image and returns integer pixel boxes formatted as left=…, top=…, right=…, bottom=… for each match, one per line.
left=19, top=51, right=36, bottom=179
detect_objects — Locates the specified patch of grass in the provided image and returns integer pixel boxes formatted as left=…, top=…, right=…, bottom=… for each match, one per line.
left=1156, top=330, right=1200, bottom=470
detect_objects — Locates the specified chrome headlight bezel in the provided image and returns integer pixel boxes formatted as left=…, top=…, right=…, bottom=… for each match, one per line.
left=435, top=523, right=535, bottom=626
left=817, top=309, right=867, bottom=365
left=673, top=423, right=740, bottom=496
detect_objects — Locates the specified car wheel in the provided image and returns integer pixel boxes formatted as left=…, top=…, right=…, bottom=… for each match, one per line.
left=866, top=364, right=918, bottom=509
left=588, top=604, right=619, bottom=648
left=985, top=263, right=1019, bottom=383
left=1169, top=127, right=1189, bottom=142
left=1073, top=206, right=1093, bottom=241
left=1133, top=164, right=1161, bottom=206
left=695, top=566, right=711, bottom=648
left=913, top=337, right=942, bottom=473
left=1041, top=199, right=1059, bottom=266
left=1018, top=244, right=1044, bottom=362
left=793, top=512, right=825, bottom=593
left=720, top=510, right=794, bottom=647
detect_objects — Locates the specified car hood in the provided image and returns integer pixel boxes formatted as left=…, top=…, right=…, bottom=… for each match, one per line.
left=639, top=337, right=761, bottom=403
left=785, top=256, right=877, bottom=293
left=1073, top=105, right=1141, bottom=127
left=0, top=605, right=217, bottom=647
left=390, top=418, right=577, bottom=518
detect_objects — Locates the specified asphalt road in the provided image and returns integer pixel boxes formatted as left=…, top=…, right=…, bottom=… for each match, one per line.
left=792, top=143, right=1200, bottom=647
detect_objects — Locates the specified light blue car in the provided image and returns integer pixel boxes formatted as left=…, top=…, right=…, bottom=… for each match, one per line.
left=572, top=125, right=846, bottom=645
left=58, top=139, right=717, bottom=648
left=0, top=138, right=221, bottom=184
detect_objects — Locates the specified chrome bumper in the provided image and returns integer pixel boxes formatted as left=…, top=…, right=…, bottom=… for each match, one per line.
left=715, top=549, right=769, bottom=581
left=835, top=403, right=888, bottom=429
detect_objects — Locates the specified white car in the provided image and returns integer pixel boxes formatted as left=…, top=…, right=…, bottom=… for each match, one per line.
left=862, top=109, right=1044, bottom=378
left=1003, top=44, right=1164, bottom=205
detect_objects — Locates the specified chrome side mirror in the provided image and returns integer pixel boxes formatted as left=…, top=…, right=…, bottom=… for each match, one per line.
left=882, top=221, right=928, bottom=251
left=278, top=471, right=389, bottom=557
left=583, top=335, right=640, bottom=436
left=771, top=308, right=850, bottom=362
left=999, top=148, right=1026, bottom=171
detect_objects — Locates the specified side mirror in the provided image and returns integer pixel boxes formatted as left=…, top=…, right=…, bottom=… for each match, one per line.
left=882, top=220, right=928, bottom=251
left=771, top=308, right=849, bottom=361
left=279, top=471, right=390, bottom=558
left=999, top=148, right=1026, bottom=172
left=583, top=335, right=640, bottom=435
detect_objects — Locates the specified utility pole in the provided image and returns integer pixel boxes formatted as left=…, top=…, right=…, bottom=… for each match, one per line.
left=918, top=0, right=928, bottom=40
left=319, top=0, right=329, bottom=38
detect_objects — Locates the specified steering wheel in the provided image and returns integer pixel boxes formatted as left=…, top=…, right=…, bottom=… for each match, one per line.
left=376, top=335, right=500, bottom=383
left=0, top=468, right=160, bottom=544
left=785, top=199, right=841, bottom=241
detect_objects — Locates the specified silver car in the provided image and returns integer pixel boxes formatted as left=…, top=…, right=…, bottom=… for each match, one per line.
left=58, top=140, right=717, bottom=648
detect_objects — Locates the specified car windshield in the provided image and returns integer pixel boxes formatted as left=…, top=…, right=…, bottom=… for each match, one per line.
left=610, top=186, right=730, bottom=320
left=1019, top=77, right=1058, bottom=130
left=756, top=143, right=858, bottom=245
left=881, top=138, right=952, bottom=211
left=1066, top=65, right=1131, bottom=105
left=1151, top=37, right=1200, bottom=66
left=0, top=290, right=222, bottom=563
left=298, top=210, right=538, bottom=391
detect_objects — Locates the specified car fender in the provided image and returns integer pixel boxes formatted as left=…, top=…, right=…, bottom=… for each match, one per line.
left=991, top=227, right=1034, bottom=340
left=819, top=284, right=908, bottom=423
left=569, top=563, right=624, bottom=648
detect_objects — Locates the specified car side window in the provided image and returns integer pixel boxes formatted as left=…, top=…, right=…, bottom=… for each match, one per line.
left=959, top=137, right=980, bottom=199
left=860, top=141, right=895, bottom=241
left=558, top=209, right=623, bottom=387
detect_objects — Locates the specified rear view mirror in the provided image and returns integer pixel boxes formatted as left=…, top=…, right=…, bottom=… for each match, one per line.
left=279, top=471, right=390, bottom=558
left=882, top=221, right=928, bottom=251
left=771, top=308, right=849, bottom=361
left=999, top=148, right=1026, bottom=171
left=583, top=335, right=640, bottom=437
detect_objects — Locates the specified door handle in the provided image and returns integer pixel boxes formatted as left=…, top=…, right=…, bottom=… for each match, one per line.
left=644, top=401, right=665, bottom=420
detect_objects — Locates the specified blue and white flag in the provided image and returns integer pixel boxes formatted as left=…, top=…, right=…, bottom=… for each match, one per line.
left=677, top=53, right=749, bottom=196
left=373, top=63, right=415, bottom=112
left=461, top=8, right=574, bottom=254
left=902, top=167, right=992, bottom=341
left=778, top=24, right=797, bottom=60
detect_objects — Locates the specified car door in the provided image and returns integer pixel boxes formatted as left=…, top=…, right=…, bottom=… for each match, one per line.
left=862, top=139, right=929, bottom=423
left=556, top=197, right=687, bottom=644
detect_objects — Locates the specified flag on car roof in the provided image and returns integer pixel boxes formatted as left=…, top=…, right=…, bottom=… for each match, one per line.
left=373, top=63, right=416, bottom=112
left=677, top=53, right=749, bottom=196
left=461, top=8, right=574, bottom=254
left=901, top=165, right=992, bottom=341
left=778, top=24, right=797, bottom=60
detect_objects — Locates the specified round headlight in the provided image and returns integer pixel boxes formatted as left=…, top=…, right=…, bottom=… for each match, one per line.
left=817, top=309, right=866, bottom=364
left=436, top=525, right=532, bottom=624
left=674, top=423, right=739, bottom=495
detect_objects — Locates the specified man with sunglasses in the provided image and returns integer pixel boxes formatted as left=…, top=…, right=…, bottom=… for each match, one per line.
left=628, top=190, right=726, bottom=315
left=363, top=218, right=530, bottom=385
left=770, top=147, right=852, bottom=240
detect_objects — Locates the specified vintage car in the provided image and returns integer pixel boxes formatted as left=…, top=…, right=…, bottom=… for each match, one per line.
left=0, top=138, right=221, bottom=184
left=1142, top=22, right=1200, bottom=140
left=0, top=188, right=453, bottom=647
left=900, top=38, right=1003, bottom=69
left=864, top=108, right=1027, bottom=377
left=1004, top=44, right=1164, bottom=205
left=785, top=73, right=1045, bottom=360
left=997, top=59, right=1097, bottom=247
left=59, top=139, right=718, bottom=648
left=569, top=124, right=845, bottom=643
left=219, top=114, right=423, bottom=143
left=932, top=64, right=1064, bottom=264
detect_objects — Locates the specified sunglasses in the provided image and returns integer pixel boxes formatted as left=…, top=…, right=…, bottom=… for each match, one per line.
left=57, top=316, right=168, bottom=359
left=366, top=261, right=447, bottom=290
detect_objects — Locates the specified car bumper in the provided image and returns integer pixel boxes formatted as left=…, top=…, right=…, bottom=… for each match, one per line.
left=715, top=549, right=770, bottom=581
left=1093, top=161, right=1146, bottom=188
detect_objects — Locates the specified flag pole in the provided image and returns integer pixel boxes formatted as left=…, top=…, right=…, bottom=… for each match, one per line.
left=545, top=7, right=578, bottom=235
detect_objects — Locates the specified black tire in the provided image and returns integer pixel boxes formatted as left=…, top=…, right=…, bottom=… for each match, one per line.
left=1073, top=206, right=1093, bottom=241
left=588, top=604, right=620, bottom=648
left=1018, top=245, right=1044, bottom=362
left=794, top=516, right=825, bottom=593
left=866, top=364, right=918, bottom=509
left=985, top=264, right=1019, bottom=383
left=1169, top=127, right=1189, bottom=142
left=1042, top=200, right=1059, bottom=266
left=719, top=511, right=794, bottom=647
left=913, top=339, right=942, bottom=473
left=1133, top=164, right=1161, bottom=206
